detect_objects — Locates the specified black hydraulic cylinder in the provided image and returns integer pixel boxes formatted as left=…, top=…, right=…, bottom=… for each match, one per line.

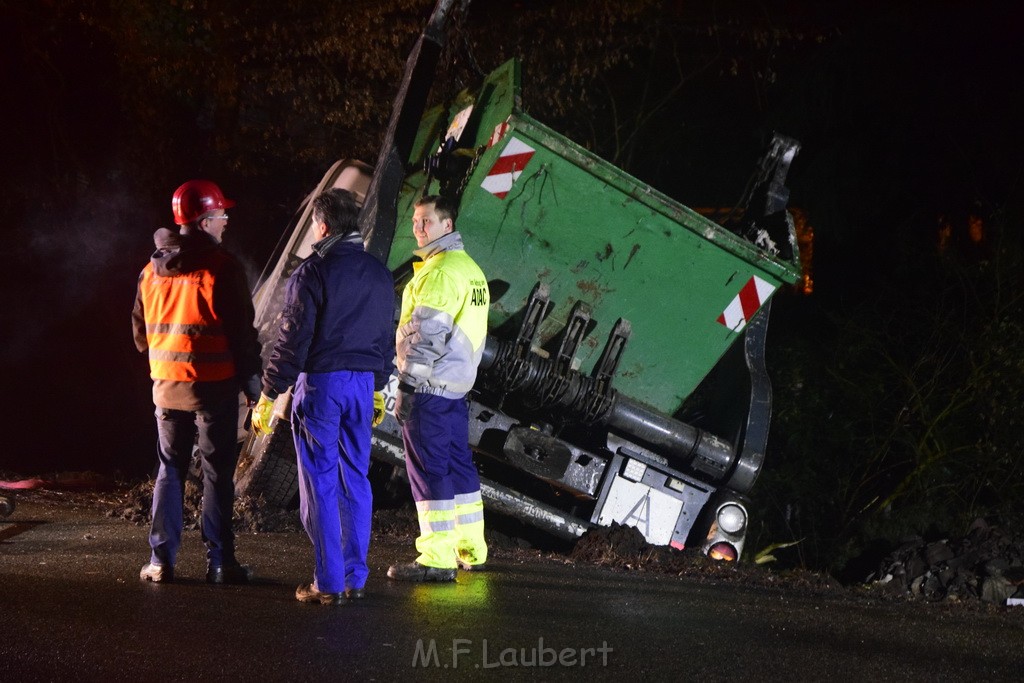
left=480, top=335, right=737, bottom=481
left=607, top=395, right=736, bottom=480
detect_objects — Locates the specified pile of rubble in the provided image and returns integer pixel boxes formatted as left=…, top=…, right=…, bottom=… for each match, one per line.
left=108, top=479, right=530, bottom=545
left=865, top=518, right=1024, bottom=604
left=571, top=522, right=654, bottom=567
left=109, top=479, right=303, bottom=533
left=570, top=522, right=842, bottom=594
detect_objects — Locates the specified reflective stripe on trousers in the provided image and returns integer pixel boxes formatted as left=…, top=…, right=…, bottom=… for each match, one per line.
left=414, top=499, right=458, bottom=568
left=402, top=393, right=487, bottom=568
left=454, top=490, right=487, bottom=566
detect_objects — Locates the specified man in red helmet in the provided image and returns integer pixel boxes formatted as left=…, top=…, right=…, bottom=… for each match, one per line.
left=172, top=178, right=235, bottom=244
left=132, top=179, right=262, bottom=584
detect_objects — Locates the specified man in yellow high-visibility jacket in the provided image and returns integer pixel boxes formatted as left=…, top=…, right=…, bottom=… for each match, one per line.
left=387, top=195, right=489, bottom=582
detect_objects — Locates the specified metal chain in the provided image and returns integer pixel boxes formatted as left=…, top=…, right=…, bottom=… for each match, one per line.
left=455, top=144, right=484, bottom=200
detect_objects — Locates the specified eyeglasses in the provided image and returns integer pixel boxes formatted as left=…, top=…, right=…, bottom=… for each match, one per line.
left=207, top=214, right=229, bottom=221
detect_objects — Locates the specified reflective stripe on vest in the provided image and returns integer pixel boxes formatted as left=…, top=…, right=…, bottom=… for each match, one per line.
left=140, top=262, right=236, bottom=382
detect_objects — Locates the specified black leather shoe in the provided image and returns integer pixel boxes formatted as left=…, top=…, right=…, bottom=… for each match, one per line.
left=387, top=562, right=456, bottom=582
left=140, top=563, right=174, bottom=583
left=295, top=583, right=344, bottom=606
left=344, top=587, right=366, bottom=600
left=206, top=563, right=253, bottom=585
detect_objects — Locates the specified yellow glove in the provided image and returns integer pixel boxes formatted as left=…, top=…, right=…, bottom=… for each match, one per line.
left=372, top=391, right=386, bottom=428
left=250, top=393, right=276, bottom=435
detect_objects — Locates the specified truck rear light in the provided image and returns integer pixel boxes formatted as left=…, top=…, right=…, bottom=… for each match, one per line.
left=707, top=542, right=737, bottom=562
left=717, top=503, right=747, bottom=534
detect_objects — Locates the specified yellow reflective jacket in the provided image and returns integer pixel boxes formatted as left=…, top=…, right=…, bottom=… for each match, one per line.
left=396, top=231, right=489, bottom=398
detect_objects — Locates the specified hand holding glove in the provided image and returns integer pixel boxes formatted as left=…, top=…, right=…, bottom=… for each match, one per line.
left=372, top=391, right=386, bottom=428
left=394, top=382, right=416, bottom=424
left=250, top=393, right=276, bottom=435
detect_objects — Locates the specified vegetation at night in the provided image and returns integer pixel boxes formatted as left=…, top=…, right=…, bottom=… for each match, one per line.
left=4, top=0, right=1021, bottom=575
left=762, top=209, right=1024, bottom=572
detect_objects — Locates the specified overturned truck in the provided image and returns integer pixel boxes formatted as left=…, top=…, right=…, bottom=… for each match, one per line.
left=235, top=1, right=802, bottom=561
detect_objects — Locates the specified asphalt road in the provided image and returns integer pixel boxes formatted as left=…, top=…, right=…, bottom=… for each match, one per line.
left=2, top=496, right=1022, bottom=681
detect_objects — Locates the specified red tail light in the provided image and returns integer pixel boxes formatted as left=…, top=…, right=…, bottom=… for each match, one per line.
left=707, top=542, right=737, bottom=562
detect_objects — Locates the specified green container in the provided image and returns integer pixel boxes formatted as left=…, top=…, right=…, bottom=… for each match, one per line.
left=387, top=59, right=801, bottom=415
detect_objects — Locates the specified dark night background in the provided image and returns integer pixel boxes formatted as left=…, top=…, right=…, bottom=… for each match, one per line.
left=2, top=0, right=1021, bottom=571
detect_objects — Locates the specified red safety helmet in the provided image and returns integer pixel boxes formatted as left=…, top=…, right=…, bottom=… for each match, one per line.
left=171, top=179, right=236, bottom=225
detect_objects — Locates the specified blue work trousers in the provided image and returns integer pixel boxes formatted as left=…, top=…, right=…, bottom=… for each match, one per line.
left=401, top=394, right=486, bottom=567
left=402, top=394, right=481, bottom=503
left=292, top=370, right=374, bottom=594
left=150, top=395, right=239, bottom=567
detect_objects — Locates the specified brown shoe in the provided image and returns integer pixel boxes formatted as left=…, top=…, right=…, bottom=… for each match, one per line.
left=139, top=563, right=174, bottom=583
left=295, top=583, right=344, bottom=606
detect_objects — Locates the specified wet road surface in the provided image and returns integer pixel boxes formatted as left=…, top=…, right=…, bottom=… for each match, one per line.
left=3, top=498, right=1023, bottom=681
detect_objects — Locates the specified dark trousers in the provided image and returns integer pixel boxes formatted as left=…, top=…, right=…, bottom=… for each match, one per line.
left=149, top=395, right=239, bottom=567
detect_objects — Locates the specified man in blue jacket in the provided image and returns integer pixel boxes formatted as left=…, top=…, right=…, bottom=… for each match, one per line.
left=252, top=188, right=394, bottom=606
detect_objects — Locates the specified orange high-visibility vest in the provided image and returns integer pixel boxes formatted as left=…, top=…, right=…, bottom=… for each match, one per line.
left=139, top=257, right=236, bottom=383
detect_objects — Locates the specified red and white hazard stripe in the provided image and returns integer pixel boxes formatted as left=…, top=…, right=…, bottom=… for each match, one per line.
left=481, top=135, right=535, bottom=200
left=717, top=275, right=775, bottom=332
left=487, top=121, right=510, bottom=148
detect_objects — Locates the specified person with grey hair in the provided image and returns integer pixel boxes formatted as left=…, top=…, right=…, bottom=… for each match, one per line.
left=252, top=188, right=394, bottom=605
